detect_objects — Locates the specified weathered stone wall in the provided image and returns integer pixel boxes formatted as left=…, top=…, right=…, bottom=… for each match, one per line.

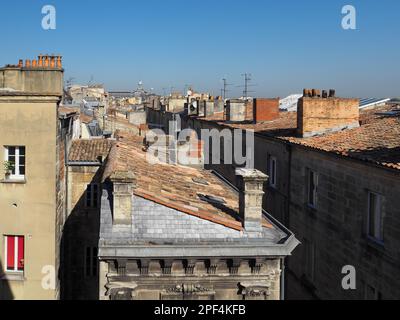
left=287, top=147, right=400, bottom=299
left=100, top=257, right=282, bottom=300
left=0, top=67, right=64, bottom=95
left=62, top=165, right=103, bottom=299
left=297, top=97, right=359, bottom=137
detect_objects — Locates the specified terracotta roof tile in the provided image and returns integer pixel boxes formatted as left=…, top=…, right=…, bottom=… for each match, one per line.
left=201, top=105, right=400, bottom=171
left=102, top=131, right=273, bottom=231
left=68, top=139, right=114, bottom=163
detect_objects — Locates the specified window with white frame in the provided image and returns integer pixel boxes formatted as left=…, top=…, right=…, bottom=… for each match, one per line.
left=4, top=146, right=26, bottom=179
left=86, top=184, right=99, bottom=208
left=85, top=246, right=98, bottom=277
left=367, top=191, right=383, bottom=242
left=307, top=169, right=318, bottom=207
left=4, top=235, right=25, bottom=273
left=268, top=155, right=277, bottom=188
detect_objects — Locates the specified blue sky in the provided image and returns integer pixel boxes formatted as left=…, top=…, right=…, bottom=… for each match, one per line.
left=1, top=0, right=399, bottom=98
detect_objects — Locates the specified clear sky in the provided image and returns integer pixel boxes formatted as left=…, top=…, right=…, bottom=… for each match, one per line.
left=1, top=0, right=399, bottom=98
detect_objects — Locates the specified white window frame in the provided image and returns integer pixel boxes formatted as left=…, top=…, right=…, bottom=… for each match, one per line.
left=268, top=156, right=277, bottom=188
left=86, top=183, right=99, bottom=208
left=4, top=235, right=24, bottom=273
left=307, top=169, right=318, bottom=208
left=367, top=191, right=383, bottom=243
left=4, top=146, right=26, bottom=180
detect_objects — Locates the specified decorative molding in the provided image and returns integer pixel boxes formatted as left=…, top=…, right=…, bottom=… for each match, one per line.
left=166, top=283, right=213, bottom=295
left=239, top=282, right=271, bottom=298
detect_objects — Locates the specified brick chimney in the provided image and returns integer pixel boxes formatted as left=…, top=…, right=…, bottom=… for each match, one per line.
left=297, top=89, right=360, bottom=137
left=110, top=170, right=136, bottom=225
left=236, top=168, right=268, bottom=235
left=253, top=98, right=280, bottom=123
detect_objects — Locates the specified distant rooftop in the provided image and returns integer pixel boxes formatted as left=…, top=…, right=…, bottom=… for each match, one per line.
left=68, top=139, right=114, bottom=164
left=198, top=104, right=400, bottom=171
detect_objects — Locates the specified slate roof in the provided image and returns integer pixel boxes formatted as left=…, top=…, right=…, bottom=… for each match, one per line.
left=199, top=105, right=400, bottom=171
left=68, top=139, right=114, bottom=163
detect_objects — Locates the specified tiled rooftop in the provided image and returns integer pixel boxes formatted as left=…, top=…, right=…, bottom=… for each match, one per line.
left=102, top=131, right=274, bottom=231
left=199, top=105, right=400, bottom=171
left=68, top=139, right=114, bottom=163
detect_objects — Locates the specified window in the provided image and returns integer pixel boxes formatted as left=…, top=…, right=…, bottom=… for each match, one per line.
left=307, top=169, right=318, bottom=207
left=4, top=236, right=24, bottom=273
left=367, top=192, right=383, bottom=242
left=304, top=238, right=316, bottom=281
left=85, top=247, right=98, bottom=277
left=4, top=146, right=26, bottom=179
left=268, top=156, right=277, bottom=188
left=86, top=184, right=99, bottom=208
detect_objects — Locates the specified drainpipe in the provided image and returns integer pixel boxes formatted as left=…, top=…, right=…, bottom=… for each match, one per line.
left=280, top=257, right=285, bottom=300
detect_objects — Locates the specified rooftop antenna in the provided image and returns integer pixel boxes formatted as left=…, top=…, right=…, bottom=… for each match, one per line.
left=221, top=77, right=233, bottom=100
left=238, top=73, right=256, bottom=99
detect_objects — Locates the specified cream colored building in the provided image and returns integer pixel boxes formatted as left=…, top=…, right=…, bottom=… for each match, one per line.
left=0, top=56, right=71, bottom=300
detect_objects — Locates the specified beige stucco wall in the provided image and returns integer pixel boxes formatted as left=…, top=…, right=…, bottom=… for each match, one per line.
left=0, top=96, right=58, bottom=300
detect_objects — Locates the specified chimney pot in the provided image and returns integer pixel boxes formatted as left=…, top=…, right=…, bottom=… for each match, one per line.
left=38, top=55, right=43, bottom=67
left=57, top=56, right=62, bottom=68
left=18, top=60, right=23, bottom=68
left=50, top=56, right=56, bottom=68
left=329, top=89, right=336, bottom=98
left=322, top=90, right=328, bottom=98
left=236, top=168, right=268, bottom=235
left=25, top=59, right=31, bottom=67
left=44, top=55, right=49, bottom=67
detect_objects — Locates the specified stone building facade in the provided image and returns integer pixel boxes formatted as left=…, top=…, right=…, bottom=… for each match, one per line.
left=97, top=132, right=299, bottom=300
left=61, top=139, right=114, bottom=299
left=0, top=56, right=73, bottom=299
left=144, top=92, right=400, bottom=300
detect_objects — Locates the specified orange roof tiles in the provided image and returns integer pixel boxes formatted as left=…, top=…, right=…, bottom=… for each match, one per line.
left=69, top=139, right=114, bottom=163
left=102, top=131, right=272, bottom=231
left=200, top=105, right=400, bottom=171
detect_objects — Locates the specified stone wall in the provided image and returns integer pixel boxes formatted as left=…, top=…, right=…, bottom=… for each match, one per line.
left=100, top=257, right=282, bottom=300
left=297, top=97, right=359, bottom=137
left=287, top=147, right=400, bottom=299
left=62, top=165, right=103, bottom=299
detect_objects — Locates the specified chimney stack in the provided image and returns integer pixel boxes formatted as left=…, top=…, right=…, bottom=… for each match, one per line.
left=226, top=99, right=246, bottom=122
left=110, top=170, right=136, bottom=225
left=253, top=98, right=280, bottom=123
left=236, top=168, right=268, bottom=235
left=297, top=89, right=360, bottom=137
